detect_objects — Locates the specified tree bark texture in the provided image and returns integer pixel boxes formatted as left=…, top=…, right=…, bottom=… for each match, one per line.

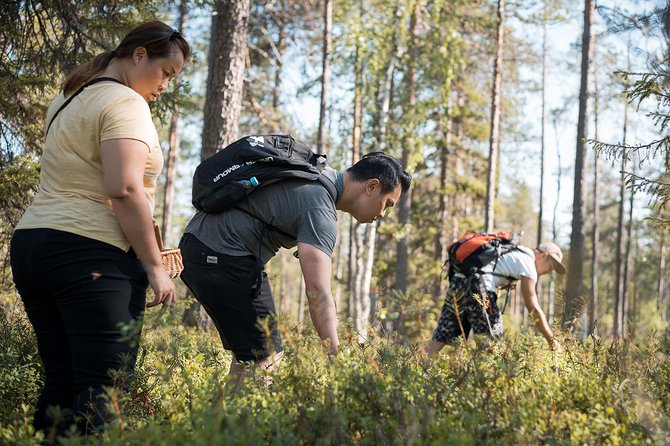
left=563, top=0, right=594, bottom=330
left=659, top=234, right=667, bottom=321
left=201, top=0, right=250, bottom=158
left=161, top=0, right=188, bottom=247
left=484, top=0, right=504, bottom=233
left=317, top=0, right=332, bottom=154
left=615, top=91, right=629, bottom=338
left=536, top=16, right=547, bottom=305
left=588, top=75, right=600, bottom=336
left=347, top=9, right=363, bottom=318
left=623, top=154, right=634, bottom=338
left=185, top=0, right=249, bottom=329
left=395, top=0, right=421, bottom=296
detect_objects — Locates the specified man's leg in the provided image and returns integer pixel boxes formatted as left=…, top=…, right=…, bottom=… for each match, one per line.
left=179, top=234, right=284, bottom=392
left=227, top=349, right=285, bottom=393
left=425, top=286, right=471, bottom=357
left=468, top=291, right=503, bottom=343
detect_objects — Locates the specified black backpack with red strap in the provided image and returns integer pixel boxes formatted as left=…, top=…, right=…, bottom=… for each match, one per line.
left=445, top=231, right=521, bottom=280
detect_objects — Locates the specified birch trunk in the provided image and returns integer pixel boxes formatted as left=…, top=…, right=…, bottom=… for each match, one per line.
left=484, top=0, right=504, bottom=232
left=317, top=0, right=332, bottom=154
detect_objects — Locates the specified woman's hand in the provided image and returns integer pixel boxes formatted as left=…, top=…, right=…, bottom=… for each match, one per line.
left=145, top=266, right=176, bottom=308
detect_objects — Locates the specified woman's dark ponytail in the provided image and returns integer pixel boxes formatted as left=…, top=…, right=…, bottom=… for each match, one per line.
left=63, top=50, right=116, bottom=95
left=62, top=21, right=191, bottom=96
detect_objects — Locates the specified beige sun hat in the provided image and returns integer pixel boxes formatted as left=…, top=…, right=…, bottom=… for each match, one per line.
left=537, top=242, right=566, bottom=274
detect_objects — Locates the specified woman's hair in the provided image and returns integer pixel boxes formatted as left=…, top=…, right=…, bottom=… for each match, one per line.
left=63, top=20, right=191, bottom=95
left=347, top=151, right=412, bottom=194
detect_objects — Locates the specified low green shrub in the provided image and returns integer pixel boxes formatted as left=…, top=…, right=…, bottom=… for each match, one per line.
left=1, top=295, right=669, bottom=445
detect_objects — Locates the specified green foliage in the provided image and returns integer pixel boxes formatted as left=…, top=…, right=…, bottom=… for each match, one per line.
left=0, top=154, right=40, bottom=227
left=593, top=71, right=670, bottom=226
left=2, top=291, right=670, bottom=445
left=0, top=295, right=42, bottom=433
left=1, top=0, right=164, bottom=157
left=0, top=155, right=40, bottom=283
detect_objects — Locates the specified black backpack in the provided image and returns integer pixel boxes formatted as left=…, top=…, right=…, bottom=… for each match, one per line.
left=445, top=231, right=528, bottom=314
left=192, top=134, right=336, bottom=213
left=446, top=231, right=520, bottom=280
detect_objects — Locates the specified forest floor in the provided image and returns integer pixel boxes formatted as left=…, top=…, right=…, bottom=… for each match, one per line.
left=1, top=292, right=669, bottom=445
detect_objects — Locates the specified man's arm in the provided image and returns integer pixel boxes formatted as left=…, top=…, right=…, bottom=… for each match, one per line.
left=519, top=277, right=559, bottom=350
left=297, top=242, right=339, bottom=355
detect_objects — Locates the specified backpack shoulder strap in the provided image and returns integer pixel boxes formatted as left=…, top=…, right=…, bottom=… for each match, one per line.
left=318, top=166, right=338, bottom=202
left=46, top=77, right=124, bottom=136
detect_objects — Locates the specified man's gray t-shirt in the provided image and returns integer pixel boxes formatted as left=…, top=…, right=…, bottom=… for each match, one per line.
left=184, top=171, right=343, bottom=264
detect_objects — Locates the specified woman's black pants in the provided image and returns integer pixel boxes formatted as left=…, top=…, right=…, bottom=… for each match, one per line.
left=10, top=229, right=147, bottom=435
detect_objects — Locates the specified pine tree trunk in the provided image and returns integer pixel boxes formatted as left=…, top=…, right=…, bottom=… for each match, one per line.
left=614, top=92, right=629, bottom=338
left=536, top=17, right=547, bottom=300
left=372, top=4, right=399, bottom=334
left=484, top=0, right=505, bottom=232
left=201, top=0, right=250, bottom=157
left=659, top=234, right=667, bottom=321
left=396, top=0, right=420, bottom=297
left=160, top=0, right=188, bottom=247
left=347, top=10, right=363, bottom=318
left=622, top=154, right=634, bottom=338
left=451, top=90, right=465, bottom=243
left=272, top=24, right=286, bottom=120
left=436, top=99, right=452, bottom=299
left=317, top=0, right=332, bottom=154
left=185, top=0, right=249, bottom=328
left=298, top=277, right=306, bottom=324
left=563, top=0, right=594, bottom=330
left=588, top=75, right=600, bottom=336
left=548, top=113, right=564, bottom=324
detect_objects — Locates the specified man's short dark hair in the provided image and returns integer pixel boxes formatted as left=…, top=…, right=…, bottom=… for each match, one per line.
left=346, top=151, right=412, bottom=194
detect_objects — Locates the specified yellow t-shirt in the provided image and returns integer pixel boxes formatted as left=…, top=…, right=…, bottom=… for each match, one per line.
left=16, top=81, right=163, bottom=251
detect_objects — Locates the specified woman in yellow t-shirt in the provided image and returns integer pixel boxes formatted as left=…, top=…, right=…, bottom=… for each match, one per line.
left=10, top=21, right=190, bottom=436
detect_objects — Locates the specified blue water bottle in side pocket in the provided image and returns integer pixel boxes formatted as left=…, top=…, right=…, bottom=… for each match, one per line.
left=236, top=176, right=260, bottom=189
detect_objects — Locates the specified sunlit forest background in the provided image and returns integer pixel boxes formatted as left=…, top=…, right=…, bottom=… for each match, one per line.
left=2, top=0, right=670, bottom=444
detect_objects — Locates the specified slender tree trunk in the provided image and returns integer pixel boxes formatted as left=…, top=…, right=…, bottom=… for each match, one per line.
left=615, top=90, right=629, bottom=339
left=185, top=0, right=249, bottom=328
left=280, top=253, right=290, bottom=314
left=201, top=0, right=250, bottom=157
left=659, top=234, right=667, bottom=321
left=536, top=13, right=547, bottom=308
left=334, top=220, right=346, bottom=312
left=537, top=15, right=546, bottom=250
left=161, top=0, right=188, bottom=247
left=396, top=0, right=420, bottom=297
left=298, top=277, right=306, bottom=324
left=484, top=0, right=504, bottom=232
left=357, top=223, right=377, bottom=342
left=623, top=155, right=634, bottom=338
left=317, top=0, right=332, bottom=154
left=588, top=74, right=600, bottom=336
left=563, top=0, right=595, bottom=330
left=272, top=24, right=286, bottom=117
left=451, top=90, right=464, bottom=243
left=347, top=4, right=363, bottom=319
left=371, top=4, right=399, bottom=335
left=548, top=112, right=564, bottom=324
left=630, top=227, right=640, bottom=335
left=436, top=98, right=452, bottom=299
